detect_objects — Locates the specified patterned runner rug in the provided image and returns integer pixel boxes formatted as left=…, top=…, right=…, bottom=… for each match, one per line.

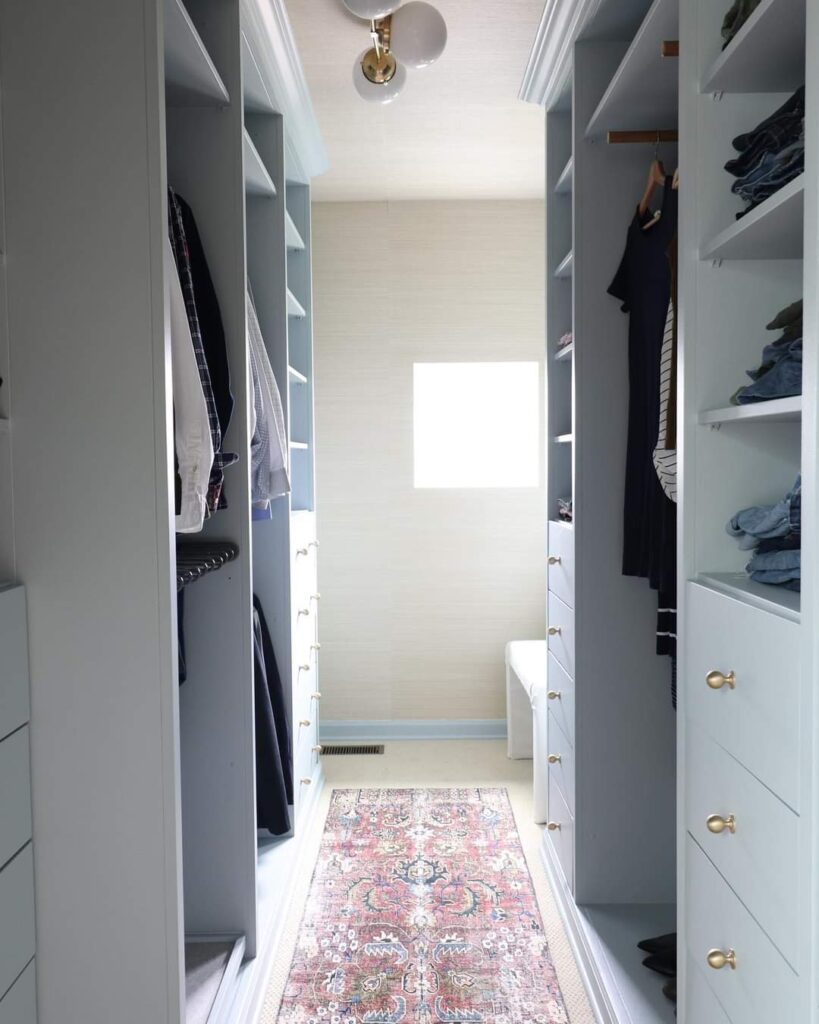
left=277, top=788, right=569, bottom=1024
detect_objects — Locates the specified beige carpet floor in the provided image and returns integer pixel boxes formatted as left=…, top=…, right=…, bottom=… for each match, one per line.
left=260, top=740, right=596, bottom=1023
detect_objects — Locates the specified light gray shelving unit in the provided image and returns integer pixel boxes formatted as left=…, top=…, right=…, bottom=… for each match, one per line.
left=0, top=1, right=326, bottom=1022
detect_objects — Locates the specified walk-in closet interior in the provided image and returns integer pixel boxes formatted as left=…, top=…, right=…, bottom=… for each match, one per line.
left=525, top=0, right=816, bottom=1019
left=0, top=1, right=325, bottom=1021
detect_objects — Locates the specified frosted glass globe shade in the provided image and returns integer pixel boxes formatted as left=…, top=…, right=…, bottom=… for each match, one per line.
left=390, top=1, right=446, bottom=68
left=343, top=0, right=400, bottom=18
left=352, top=51, right=407, bottom=103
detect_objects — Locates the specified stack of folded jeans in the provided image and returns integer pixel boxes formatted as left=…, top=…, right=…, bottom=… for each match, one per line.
left=731, top=299, right=802, bottom=404
left=725, top=87, right=805, bottom=218
left=558, top=331, right=573, bottom=351
left=721, top=0, right=761, bottom=49
left=726, top=476, right=801, bottom=591
left=558, top=496, right=573, bottom=523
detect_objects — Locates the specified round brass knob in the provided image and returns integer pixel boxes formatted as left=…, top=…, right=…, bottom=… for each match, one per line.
left=311, top=691, right=322, bottom=700
left=301, top=777, right=312, bottom=785
left=548, top=754, right=562, bottom=764
left=298, top=607, right=310, bottom=617
left=706, top=670, right=736, bottom=690
left=548, top=626, right=562, bottom=636
left=547, top=690, right=562, bottom=701
left=299, top=718, right=311, bottom=727
left=312, top=745, right=323, bottom=754
left=311, top=593, right=321, bottom=601
left=296, top=547, right=309, bottom=557
left=547, top=822, right=561, bottom=831
left=548, top=556, right=562, bottom=565
left=299, top=663, right=310, bottom=672
left=707, top=814, right=736, bottom=835
left=707, top=948, right=736, bottom=971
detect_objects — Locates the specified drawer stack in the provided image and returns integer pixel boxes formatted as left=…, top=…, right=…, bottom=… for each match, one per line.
left=545, top=521, right=575, bottom=887
left=0, top=585, right=35, bottom=1022
left=290, top=513, right=321, bottom=814
left=684, top=582, right=801, bottom=1021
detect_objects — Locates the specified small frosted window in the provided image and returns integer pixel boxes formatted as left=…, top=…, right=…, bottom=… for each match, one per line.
left=413, top=362, right=540, bottom=489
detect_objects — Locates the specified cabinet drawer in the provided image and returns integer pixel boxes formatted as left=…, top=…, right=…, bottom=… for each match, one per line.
left=547, top=523, right=574, bottom=608
left=546, top=653, right=574, bottom=748
left=547, top=708, right=575, bottom=816
left=295, top=728, right=319, bottom=810
left=547, top=592, right=574, bottom=678
left=547, top=773, right=574, bottom=890
left=0, top=959, right=36, bottom=1024
left=686, top=835, right=798, bottom=1023
left=0, top=844, right=35, bottom=1001
left=687, top=725, right=798, bottom=970
left=686, top=582, right=800, bottom=809
left=0, top=586, right=29, bottom=742
left=0, top=727, right=32, bottom=869
left=687, top=956, right=732, bottom=1024
left=294, top=679, right=321, bottom=733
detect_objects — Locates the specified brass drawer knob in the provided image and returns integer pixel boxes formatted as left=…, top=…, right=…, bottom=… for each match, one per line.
left=547, top=690, right=562, bottom=701
left=548, top=754, right=562, bottom=764
left=299, top=663, right=310, bottom=672
left=299, top=718, right=311, bottom=727
left=707, top=814, right=736, bottom=835
left=312, top=744, right=323, bottom=754
left=311, top=592, right=321, bottom=601
left=707, top=948, right=736, bottom=971
left=546, top=822, right=561, bottom=831
left=311, top=691, right=322, bottom=700
left=706, top=670, right=736, bottom=690
left=296, top=547, right=309, bottom=557
left=311, top=642, right=322, bottom=651
left=548, top=556, right=562, bottom=565
left=298, top=607, right=310, bottom=617
left=301, top=777, right=312, bottom=785
left=548, top=626, right=562, bottom=636
left=309, top=540, right=320, bottom=548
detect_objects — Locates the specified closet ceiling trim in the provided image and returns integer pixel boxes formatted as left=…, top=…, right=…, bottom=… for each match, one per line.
left=519, top=0, right=604, bottom=108
left=241, top=0, right=328, bottom=181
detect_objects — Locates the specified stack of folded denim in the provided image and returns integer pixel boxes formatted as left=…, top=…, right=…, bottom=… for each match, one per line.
left=558, top=331, right=573, bottom=351
left=726, top=476, right=801, bottom=591
left=725, top=87, right=804, bottom=218
left=721, top=0, right=762, bottom=49
left=558, top=497, right=573, bottom=523
left=731, top=299, right=802, bottom=404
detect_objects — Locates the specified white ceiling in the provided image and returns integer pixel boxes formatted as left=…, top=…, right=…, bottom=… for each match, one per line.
left=285, top=0, right=546, bottom=201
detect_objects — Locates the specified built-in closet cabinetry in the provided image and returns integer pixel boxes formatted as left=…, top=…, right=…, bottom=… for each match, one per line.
left=528, top=0, right=818, bottom=1019
left=0, top=2, right=325, bottom=1021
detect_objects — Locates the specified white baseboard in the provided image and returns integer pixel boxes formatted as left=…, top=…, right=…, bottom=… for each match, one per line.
left=320, top=719, right=508, bottom=742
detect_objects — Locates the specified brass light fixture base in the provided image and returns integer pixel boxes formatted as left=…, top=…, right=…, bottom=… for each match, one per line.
left=361, top=46, right=397, bottom=84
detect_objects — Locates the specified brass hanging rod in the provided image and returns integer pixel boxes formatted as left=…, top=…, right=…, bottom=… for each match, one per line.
left=607, top=130, right=679, bottom=144
left=662, top=40, right=679, bottom=57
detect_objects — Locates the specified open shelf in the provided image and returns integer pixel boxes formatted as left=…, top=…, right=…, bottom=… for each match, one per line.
left=699, top=395, right=802, bottom=424
left=554, top=433, right=573, bottom=444
left=555, top=157, right=574, bottom=195
left=288, top=365, right=308, bottom=385
left=185, top=936, right=244, bottom=1024
left=696, top=571, right=800, bottom=623
left=701, top=174, right=804, bottom=261
left=287, top=289, right=306, bottom=318
left=555, top=343, right=574, bottom=362
left=702, top=0, right=806, bottom=94
left=243, top=131, right=277, bottom=197
left=585, top=0, right=679, bottom=138
left=164, top=0, right=230, bottom=107
left=290, top=440, right=309, bottom=450
left=555, top=251, right=574, bottom=279
left=549, top=518, right=573, bottom=531
left=241, top=32, right=276, bottom=114
left=285, top=211, right=305, bottom=251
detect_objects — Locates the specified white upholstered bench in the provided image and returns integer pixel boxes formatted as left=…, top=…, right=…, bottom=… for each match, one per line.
left=505, top=640, right=549, bottom=823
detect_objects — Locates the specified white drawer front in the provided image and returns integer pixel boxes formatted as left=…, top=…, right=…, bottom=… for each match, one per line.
left=546, top=653, right=574, bottom=748
left=687, top=956, right=732, bottom=1024
left=0, top=845, right=35, bottom=1001
left=547, top=523, right=574, bottom=608
left=295, top=728, right=319, bottom=811
left=547, top=592, right=574, bottom=678
left=687, top=725, right=798, bottom=970
left=0, top=959, right=36, bottom=1024
left=0, top=587, right=29, bottom=742
left=547, top=708, right=575, bottom=817
left=686, top=836, right=799, bottom=1024
left=547, top=773, right=574, bottom=891
left=0, top=727, right=32, bottom=870
left=686, top=582, right=800, bottom=809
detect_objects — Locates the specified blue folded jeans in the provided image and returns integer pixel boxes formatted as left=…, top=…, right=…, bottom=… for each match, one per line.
left=727, top=476, right=801, bottom=548
left=747, top=548, right=801, bottom=573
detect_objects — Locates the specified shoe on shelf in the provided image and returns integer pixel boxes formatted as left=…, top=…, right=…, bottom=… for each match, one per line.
left=637, top=932, right=677, bottom=955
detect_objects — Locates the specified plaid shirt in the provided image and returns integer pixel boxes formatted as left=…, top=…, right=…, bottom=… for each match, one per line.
left=725, top=88, right=805, bottom=178
left=168, top=189, right=237, bottom=512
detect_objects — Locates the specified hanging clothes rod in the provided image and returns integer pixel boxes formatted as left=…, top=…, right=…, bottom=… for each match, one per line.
left=176, top=540, right=240, bottom=590
left=607, top=130, right=679, bottom=145
left=661, top=40, right=679, bottom=57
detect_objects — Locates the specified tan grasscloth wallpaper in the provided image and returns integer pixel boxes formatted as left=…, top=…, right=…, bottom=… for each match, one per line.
left=312, top=201, right=546, bottom=723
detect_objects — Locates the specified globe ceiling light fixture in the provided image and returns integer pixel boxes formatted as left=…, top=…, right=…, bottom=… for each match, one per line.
left=345, top=0, right=447, bottom=103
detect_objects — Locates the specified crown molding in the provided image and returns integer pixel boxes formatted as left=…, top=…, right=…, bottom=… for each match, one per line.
left=519, top=0, right=604, bottom=108
left=241, top=0, right=328, bottom=182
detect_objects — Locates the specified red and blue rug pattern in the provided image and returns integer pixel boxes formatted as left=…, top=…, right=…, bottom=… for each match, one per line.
left=277, top=788, right=569, bottom=1024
